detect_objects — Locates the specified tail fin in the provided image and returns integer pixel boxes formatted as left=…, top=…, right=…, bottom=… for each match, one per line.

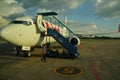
left=118, top=24, right=120, bottom=32
left=64, top=16, right=67, bottom=25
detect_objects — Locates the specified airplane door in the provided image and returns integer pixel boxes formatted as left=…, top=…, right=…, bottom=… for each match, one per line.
left=36, top=15, right=47, bottom=32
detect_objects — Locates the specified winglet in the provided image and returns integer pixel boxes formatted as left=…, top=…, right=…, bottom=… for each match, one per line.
left=118, top=24, right=120, bottom=32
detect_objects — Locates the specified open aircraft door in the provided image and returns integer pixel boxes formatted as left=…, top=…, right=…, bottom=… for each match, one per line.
left=36, top=12, right=58, bottom=32
left=36, top=15, right=47, bottom=32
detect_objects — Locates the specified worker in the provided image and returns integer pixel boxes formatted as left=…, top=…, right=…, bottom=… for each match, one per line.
left=41, top=44, right=47, bottom=62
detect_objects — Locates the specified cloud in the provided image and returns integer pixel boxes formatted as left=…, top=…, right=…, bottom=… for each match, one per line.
left=92, top=0, right=120, bottom=18
left=16, top=0, right=84, bottom=13
left=94, top=0, right=104, bottom=6
left=0, top=0, right=85, bottom=27
left=0, top=0, right=25, bottom=27
left=90, top=23, right=97, bottom=29
left=67, top=21, right=99, bottom=34
left=69, top=21, right=119, bottom=37
left=0, top=17, right=9, bottom=28
left=0, top=0, right=25, bottom=17
left=0, top=0, right=85, bottom=20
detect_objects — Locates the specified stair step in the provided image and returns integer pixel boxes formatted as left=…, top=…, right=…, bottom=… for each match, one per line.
left=47, top=28, right=79, bottom=58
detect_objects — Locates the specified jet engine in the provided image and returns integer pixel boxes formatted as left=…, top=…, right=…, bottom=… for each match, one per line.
left=69, top=36, right=80, bottom=46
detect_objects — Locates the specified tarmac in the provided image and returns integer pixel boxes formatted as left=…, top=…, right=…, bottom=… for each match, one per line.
left=0, top=39, right=120, bottom=80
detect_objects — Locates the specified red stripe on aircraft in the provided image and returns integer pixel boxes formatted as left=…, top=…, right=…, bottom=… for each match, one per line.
left=44, top=21, right=60, bottom=33
left=45, top=22, right=50, bottom=28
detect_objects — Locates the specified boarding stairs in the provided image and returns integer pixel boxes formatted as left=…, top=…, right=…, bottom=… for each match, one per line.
left=47, top=28, right=79, bottom=58
left=36, top=12, right=80, bottom=58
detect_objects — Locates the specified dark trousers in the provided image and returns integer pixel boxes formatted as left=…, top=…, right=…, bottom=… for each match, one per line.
left=41, top=54, right=47, bottom=62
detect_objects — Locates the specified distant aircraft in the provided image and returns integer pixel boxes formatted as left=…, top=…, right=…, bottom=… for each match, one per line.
left=76, top=24, right=120, bottom=37
left=0, top=12, right=80, bottom=58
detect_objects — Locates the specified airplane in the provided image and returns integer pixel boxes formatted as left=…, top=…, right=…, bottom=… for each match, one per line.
left=75, top=24, right=120, bottom=38
left=0, top=12, right=119, bottom=58
left=0, top=12, right=80, bottom=58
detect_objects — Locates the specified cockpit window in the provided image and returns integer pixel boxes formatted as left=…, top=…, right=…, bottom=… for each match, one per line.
left=12, top=21, right=23, bottom=24
left=12, top=21, right=32, bottom=26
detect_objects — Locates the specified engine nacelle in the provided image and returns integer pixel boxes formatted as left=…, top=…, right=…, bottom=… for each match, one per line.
left=69, top=36, right=80, bottom=46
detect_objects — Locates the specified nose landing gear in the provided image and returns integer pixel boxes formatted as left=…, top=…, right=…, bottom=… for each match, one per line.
left=15, top=46, right=31, bottom=57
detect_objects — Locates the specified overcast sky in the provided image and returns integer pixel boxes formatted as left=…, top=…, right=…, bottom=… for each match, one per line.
left=0, top=0, right=120, bottom=37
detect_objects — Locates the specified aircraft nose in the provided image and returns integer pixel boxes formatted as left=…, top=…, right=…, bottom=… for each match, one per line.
left=0, top=28, right=9, bottom=40
left=0, top=26, right=17, bottom=42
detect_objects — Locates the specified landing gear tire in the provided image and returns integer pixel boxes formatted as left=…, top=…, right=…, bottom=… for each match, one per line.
left=24, top=51, right=31, bottom=57
left=15, top=50, right=20, bottom=56
left=27, top=52, right=31, bottom=57
left=15, top=47, right=21, bottom=56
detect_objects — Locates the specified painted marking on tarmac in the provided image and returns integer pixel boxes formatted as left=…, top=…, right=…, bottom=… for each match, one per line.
left=89, top=58, right=100, bottom=80
left=54, top=66, right=84, bottom=76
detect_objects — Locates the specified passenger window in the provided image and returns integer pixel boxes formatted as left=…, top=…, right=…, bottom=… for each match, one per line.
left=12, top=21, right=23, bottom=24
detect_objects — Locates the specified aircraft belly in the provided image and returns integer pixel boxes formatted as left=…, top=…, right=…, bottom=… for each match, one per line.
left=17, top=33, right=41, bottom=46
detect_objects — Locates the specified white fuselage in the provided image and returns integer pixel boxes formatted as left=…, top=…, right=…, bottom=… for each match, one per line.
left=0, top=13, right=80, bottom=57
left=0, top=16, right=57, bottom=47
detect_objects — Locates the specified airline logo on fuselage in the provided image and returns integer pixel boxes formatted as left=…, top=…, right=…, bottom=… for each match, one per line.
left=43, top=21, right=60, bottom=33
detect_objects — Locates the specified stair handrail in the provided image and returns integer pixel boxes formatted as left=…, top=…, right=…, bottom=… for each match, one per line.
left=52, top=16, right=76, bottom=36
